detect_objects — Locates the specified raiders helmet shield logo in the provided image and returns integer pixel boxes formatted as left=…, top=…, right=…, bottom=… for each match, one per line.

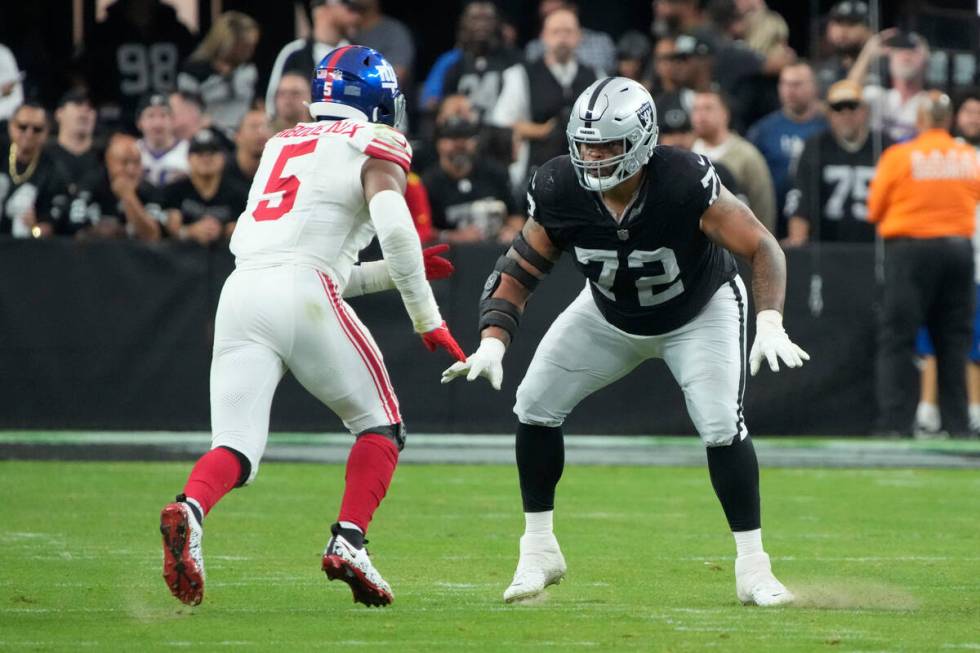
left=637, top=102, right=653, bottom=128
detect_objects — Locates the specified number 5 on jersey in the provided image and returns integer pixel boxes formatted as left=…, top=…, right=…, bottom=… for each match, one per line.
left=252, top=139, right=318, bottom=222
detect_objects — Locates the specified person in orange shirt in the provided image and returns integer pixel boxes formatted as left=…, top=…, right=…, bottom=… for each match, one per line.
left=868, top=91, right=980, bottom=436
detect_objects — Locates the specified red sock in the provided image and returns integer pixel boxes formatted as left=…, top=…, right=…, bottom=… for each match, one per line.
left=338, top=434, right=399, bottom=533
left=182, top=447, right=243, bottom=516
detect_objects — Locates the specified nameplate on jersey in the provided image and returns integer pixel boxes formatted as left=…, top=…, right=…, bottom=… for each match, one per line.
left=275, top=121, right=364, bottom=139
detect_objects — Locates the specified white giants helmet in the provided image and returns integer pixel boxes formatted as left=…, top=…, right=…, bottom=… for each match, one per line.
left=566, top=77, right=659, bottom=192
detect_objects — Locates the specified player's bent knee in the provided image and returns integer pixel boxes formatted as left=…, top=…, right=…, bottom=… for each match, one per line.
left=702, top=432, right=739, bottom=448
left=357, top=423, right=405, bottom=451
left=215, top=444, right=254, bottom=486
left=211, top=434, right=261, bottom=485
left=514, top=386, right=566, bottom=428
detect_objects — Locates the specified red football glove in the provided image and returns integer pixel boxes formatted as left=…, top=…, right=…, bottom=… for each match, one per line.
left=423, top=244, right=454, bottom=281
left=421, top=321, right=466, bottom=361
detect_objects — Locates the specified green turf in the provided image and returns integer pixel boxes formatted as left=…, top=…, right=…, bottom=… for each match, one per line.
left=1, top=462, right=978, bottom=651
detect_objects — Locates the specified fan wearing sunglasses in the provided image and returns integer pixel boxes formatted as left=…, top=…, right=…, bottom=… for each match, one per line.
left=1, top=101, right=70, bottom=238
left=783, top=80, right=892, bottom=247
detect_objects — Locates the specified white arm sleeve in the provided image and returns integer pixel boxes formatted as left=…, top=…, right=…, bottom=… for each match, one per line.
left=368, top=190, right=442, bottom=332
left=342, top=261, right=394, bottom=298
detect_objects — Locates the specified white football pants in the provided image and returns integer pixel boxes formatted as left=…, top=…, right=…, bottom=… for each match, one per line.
left=210, top=265, right=401, bottom=483
left=514, top=276, right=749, bottom=446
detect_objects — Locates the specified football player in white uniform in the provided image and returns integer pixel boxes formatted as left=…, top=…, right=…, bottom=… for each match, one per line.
left=444, top=78, right=808, bottom=606
left=159, top=46, right=465, bottom=608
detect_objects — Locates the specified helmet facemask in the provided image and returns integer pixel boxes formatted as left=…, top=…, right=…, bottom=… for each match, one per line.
left=568, top=124, right=658, bottom=192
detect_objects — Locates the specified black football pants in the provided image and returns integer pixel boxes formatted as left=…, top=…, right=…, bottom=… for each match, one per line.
left=876, top=237, right=974, bottom=435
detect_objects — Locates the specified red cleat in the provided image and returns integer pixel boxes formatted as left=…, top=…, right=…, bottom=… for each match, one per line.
left=160, top=501, right=205, bottom=606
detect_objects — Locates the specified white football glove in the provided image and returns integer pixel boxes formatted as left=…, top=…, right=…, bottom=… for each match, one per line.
left=441, top=337, right=506, bottom=390
left=749, top=310, right=810, bottom=376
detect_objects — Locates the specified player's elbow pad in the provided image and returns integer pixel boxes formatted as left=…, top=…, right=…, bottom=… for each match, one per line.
left=369, top=190, right=441, bottom=332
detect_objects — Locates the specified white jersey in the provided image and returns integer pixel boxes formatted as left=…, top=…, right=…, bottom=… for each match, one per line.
left=138, top=138, right=190, bottom=188
left=230, top=119, right=412, bottom=291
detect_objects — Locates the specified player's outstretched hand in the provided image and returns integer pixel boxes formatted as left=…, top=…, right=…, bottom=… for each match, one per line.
left=421, top=321, right=466, bottom=361
left=749, top=310, right=810, bottom=375
left=441, top=338, right=505, bottom=390
left=423, top=244, right=454, bottom=281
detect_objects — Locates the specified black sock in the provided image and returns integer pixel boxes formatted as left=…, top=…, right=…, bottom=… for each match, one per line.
left=331, top=522, right=365, bottom=549
left=175, top=493, right=203, bottom=525
left=516, top=422, right=565, bottom=512
left=705, top=435, right=761, bottom=532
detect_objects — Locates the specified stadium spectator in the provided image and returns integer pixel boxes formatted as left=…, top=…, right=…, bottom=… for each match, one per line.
left=70, top=134, right=163, bottom=241
left=616, top=31, right=651, bottom=84
left=264, top=0, right=359, bottom=119
left=177, top=11, right=260, bottom=140
left=955, top=89, right=980, bottom=148
left=355, top=0, right=415, bottom=86
left=46, top=90, right=100, bottom=195
left=648, top=34, right=711, bottom=102
left=736, top=0, right=789, bottom=59
left=869, top=92, right=980, bottom=437
left=421, top=115, right=522, bottom=244
left=225, top=108, right=271, bottom=187
left=701, top=0, right=795, bottom=131
left=848, top=29, right=929, bottom=142
left=815, top=1, right=873, bottom=94
left=163, top=128, right=249, bottom=245
left=81, top=0, right=195, bottom=130
left=953, top=90, right=980, bottom=434
left=651, top=0, right=708, bottom=40
left=525, top=1, right=615, bottom=75
left=0, top=102, right=70, bottom=238
left=0, top=42, right=24, bottom=124
left=269, top=72, right=311, bottom=134
left=419, top=48, right=463, bottom=112
left=692, top=89, right=776, bottom=232
left=784, top=80, right=891, bottom=246
left=748, top=61, right=828, bottom=233
left=490, top=7, right=599, bottom=194
left=137, top=94, right=189, bottom=188
left=657, top=91, right=745, bottom=203
left=169, top=91, right=210, bottom=143
left=439, top=1, right=522, bottom=121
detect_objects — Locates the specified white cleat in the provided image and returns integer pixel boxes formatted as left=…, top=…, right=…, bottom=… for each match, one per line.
left=322, top=532, right=394, bottom=607
left=503, top=533, right=567, bottom=603
left=160, top=500, right=205, bottom=606
left=735, top=552, right=794, bottom=606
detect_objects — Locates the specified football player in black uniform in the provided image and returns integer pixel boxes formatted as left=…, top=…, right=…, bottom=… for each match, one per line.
left=443, top=77, right=809, bottom=606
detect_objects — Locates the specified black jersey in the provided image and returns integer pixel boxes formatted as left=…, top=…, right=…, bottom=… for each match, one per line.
left=529, top=147, right=737, bottom=336
left=0, top=140, right=71, bottom=236
left=161, top=173, right=249, bottom=226
left=784, top=130, right=893, bottom=243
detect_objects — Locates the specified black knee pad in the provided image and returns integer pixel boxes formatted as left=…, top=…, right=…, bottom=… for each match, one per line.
left=217, top=445, right=252, bottom=487
left=357, top=423, right=405, bottom=451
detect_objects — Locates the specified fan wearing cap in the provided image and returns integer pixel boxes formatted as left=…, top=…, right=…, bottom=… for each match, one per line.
left=162, top=128, right=248, bottom=244
left=848, top=28, right=930, bottom=142
left=783, top=80, right=892, bottom=247
left=422, top=109, right=522, bottom=244
left=46, top=90, right=100, bottom=196
left=814, top=1, right=872, bottom=95
left=137, top=93, right=190, bottom=188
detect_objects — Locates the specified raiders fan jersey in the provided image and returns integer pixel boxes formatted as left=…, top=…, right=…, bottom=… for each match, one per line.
left=529, top=147, right=737, bottom=336
left=0, top=140, right=71, bottom=237
left=784, top=130, right=893, bottom=243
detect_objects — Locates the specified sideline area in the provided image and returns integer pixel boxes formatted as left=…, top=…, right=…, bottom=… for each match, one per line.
left=1, top=431, right=978, bottom=468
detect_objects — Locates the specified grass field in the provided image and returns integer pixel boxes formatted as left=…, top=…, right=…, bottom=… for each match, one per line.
left=1, top=460, right=978, bottom=651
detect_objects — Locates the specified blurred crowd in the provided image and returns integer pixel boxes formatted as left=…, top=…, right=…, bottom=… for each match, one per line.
left=0, top=0, right=977, bottom=246
left=1, top=0, right=979, bottom=437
